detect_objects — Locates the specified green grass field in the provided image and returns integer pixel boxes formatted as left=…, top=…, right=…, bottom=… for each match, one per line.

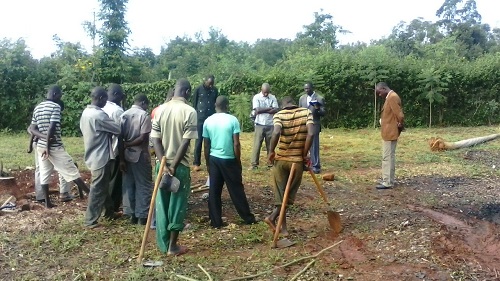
left=2, top=126, right=498, bottom=177
left=1, top=126, right=500, bottom=280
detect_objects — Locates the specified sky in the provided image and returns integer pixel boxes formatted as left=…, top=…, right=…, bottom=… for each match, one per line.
left=0, top=0, right=499, bottom=59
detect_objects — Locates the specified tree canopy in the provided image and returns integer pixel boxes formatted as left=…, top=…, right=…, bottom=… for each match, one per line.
left=1, top=0, right=499, bottom=134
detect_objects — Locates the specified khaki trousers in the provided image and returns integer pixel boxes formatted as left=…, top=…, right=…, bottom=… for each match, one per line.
left=382, top=140, right=397, bottom=187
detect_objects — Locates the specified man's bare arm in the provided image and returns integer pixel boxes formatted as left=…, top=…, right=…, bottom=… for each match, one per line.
left=303, top=123, right=314, bottom=161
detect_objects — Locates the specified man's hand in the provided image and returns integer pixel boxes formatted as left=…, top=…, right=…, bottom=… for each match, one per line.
left=397, top=122, right=405, bottom=132
left=303, top=155, right=311, bottom=165
left=268, top=151, right=276, bottom=166
left=166, top=165, right=175, bottom=176
left=119, top=160, right=127, bottom=173
left=41, top=148, right=50, bottom=160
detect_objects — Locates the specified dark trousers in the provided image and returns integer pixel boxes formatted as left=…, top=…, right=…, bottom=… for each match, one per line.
left=85, top=160, right=114, bottom=226
left=208, top=156, right=255, bottom=227
left=123, top=153, right=153, bottom=218
left=109, top=156, right=124, bottom=214
left=310, top=126, right=321, bottom=172
left=193, top=119, right=206, bottom=166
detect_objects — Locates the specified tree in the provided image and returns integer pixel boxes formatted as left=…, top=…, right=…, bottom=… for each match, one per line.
left=417, top=67, right=451, bottom=127
left=251, top=39, right=291, bottom=66
left=0, top=39, right=45, bottom=130
left=96, top=0, right=131, bottom=83
left=436, top=0, right=489, bottom=59
left=386, top=18, right=443, bottom=57
left=295, top=10, right=346, bottom=50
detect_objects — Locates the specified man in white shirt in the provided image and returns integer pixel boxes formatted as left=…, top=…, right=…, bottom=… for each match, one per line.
left=102, top=83, right=128, bottom=217
left=298, top=82, right=325, bottom=174
left=249, top=83, right=279, bottom=170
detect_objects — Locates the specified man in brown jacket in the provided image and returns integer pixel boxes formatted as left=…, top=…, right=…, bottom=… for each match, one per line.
left=376, top=82, right=404, bottom=189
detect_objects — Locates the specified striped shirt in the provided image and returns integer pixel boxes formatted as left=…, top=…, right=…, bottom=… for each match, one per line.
left=273, top=107, right=314, bottom=162
left=31, top=100, right=63, bottom=148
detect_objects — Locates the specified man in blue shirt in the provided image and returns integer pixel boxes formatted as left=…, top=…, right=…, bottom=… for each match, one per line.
left=203, top=96, right=256, bottom=228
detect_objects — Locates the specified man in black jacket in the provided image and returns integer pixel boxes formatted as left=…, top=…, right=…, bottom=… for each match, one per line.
left=192, top=75, right=218, bottom=171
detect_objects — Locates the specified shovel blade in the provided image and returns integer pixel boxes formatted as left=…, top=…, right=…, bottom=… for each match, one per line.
left=327, top=211, right=342, bottom=235
left=275, top=238, right=296, bottom=248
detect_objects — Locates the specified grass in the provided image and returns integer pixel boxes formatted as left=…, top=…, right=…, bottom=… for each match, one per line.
left=1, top=126, right=500, bottom=280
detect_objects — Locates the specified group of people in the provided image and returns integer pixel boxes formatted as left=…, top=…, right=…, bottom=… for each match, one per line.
left=29, top=84, right=154, bottom=228
left=28, top=76, right=404, bottom=256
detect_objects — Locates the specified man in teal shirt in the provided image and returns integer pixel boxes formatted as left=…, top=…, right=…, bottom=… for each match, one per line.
left=203, top=96, right=256, bottom=228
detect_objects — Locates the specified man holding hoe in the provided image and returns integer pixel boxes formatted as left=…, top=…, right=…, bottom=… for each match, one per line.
left=151, top=79, right=198, bottom=256
left=265, top=96, right=314, bottom=235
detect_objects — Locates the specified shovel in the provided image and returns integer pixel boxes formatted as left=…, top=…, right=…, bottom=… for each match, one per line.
left=138, top=156, right=166, bottom=263
left=272, top=163, right=297, bottom=249
left=308, top=168, right=342, bottom=235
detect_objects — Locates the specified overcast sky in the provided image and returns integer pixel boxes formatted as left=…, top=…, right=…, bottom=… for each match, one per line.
left=0, top=0, right=499, bottom=59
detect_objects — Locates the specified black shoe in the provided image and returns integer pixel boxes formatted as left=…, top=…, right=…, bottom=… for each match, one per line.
left=211, top=222, right=228, bottom=229
left=104, top=212, right=122, bottom=220
left=138, top=218, right=148, bottom=225
left=376, top=184, right=392, bottom=190
left=244, top=219, right=258, bottom=225
left=130, top=216, right=138, bottom=224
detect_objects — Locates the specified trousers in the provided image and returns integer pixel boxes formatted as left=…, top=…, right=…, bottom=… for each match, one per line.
left=381, top=140, right=397, bottom=187
left=250, top=124, right=273, bottom=167
left=208, top=156, right=256, bottom=227
left=85, top=160, right=114, bottom=227
left=123, top=152, right=153, bottom=219
left=155, top=164, right=191, bottom=253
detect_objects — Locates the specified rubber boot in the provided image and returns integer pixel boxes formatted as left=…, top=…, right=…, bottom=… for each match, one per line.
left=42, top=184, right=56, bottom=208
left=74, top=178, right=90, bottom=199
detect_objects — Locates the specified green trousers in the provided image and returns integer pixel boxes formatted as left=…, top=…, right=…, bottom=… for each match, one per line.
left=155, top=163, right=191, bottom=253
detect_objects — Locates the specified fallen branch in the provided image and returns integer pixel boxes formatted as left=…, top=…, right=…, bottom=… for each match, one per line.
left=429, top=134, right=500, bottom=152
left=289, top=259, right=316, bottom=281
left=198, top=264, right=213, bottom=281
left=227, top=240, right=343, bottom=281
left=175, top=275, right=199, bottom=281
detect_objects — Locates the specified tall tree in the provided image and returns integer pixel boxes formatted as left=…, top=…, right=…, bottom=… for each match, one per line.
left=295, top=10, right=345, bottom=50
left=386, top=18, right=443, bottom=57
left=97, top=0, right=130, bottom=83
left=436, top=0, right=489, bottom=58
left=417, top=67, right=450, bottom=128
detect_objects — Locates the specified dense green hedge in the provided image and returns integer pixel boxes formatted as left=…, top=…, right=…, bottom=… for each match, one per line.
left=3, top=48, right=500, bottom=135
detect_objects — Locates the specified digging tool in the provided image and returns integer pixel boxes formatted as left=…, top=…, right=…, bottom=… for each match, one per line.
left=191, top=187, right=209, bottom=194
left=0, top=195, right=15, bottom=210
left=138, top=156, right=166, bottom=263
left=272, top=163, right=297, bottom=249
left=308, top=168, right=342, bottom=235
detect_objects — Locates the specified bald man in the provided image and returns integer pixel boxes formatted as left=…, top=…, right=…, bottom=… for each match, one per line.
left=152, top=79, right=198, bottom=256
left=249, top=83, right=279, bottom=170
left=80, top=87, right=121, bottom=228
left=203, top=95, right=256, bottom=228
left=375, top=82, right=404, bottom=189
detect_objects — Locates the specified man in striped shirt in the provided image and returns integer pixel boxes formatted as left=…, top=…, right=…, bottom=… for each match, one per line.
left=264, top=96, right=314, bottom=235
left=30, top=85, right=90, bottom=208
